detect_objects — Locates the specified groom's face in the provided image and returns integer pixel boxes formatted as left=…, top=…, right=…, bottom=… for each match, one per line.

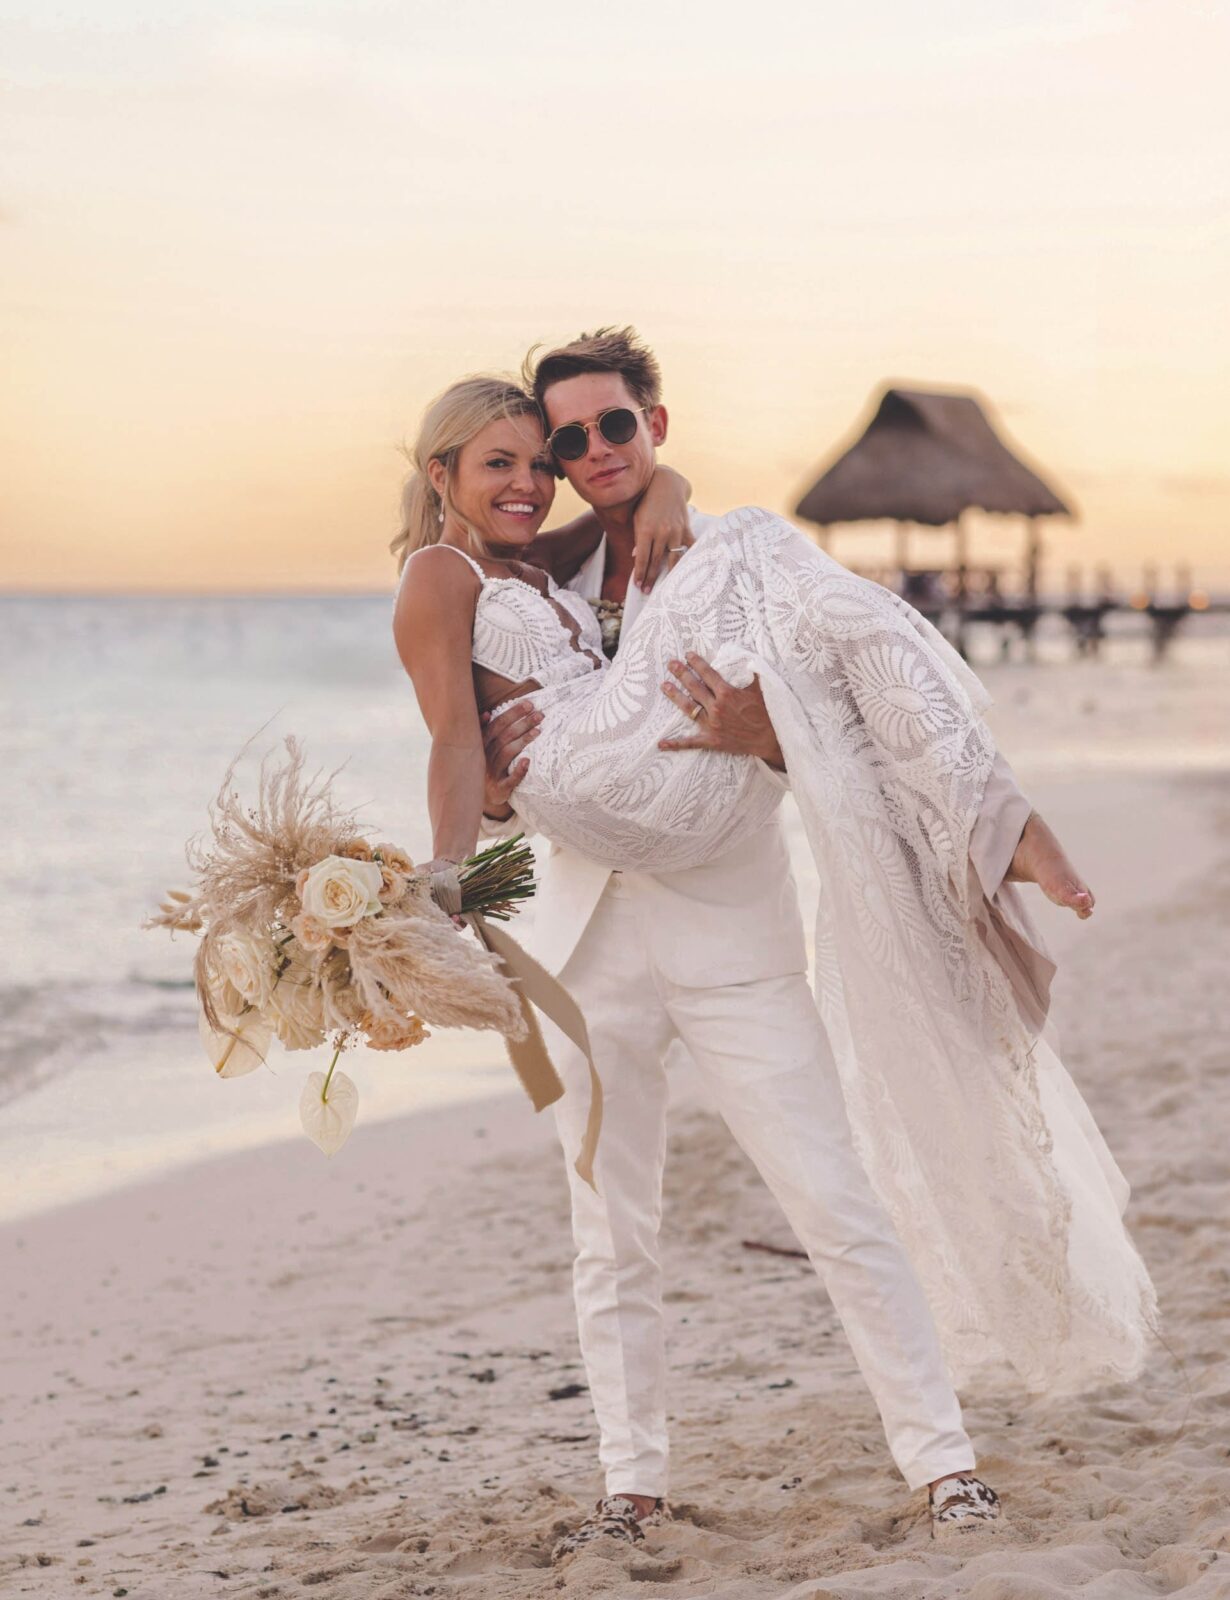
left=541, top=372, right=668, bottom=513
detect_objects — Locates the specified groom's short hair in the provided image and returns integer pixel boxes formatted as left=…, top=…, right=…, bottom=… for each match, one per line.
left=527, top=326, right=663, bottom=415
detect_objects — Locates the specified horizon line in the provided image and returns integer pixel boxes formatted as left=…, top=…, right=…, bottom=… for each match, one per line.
left=5, top=580, right=1230, bottom=604
left=0, top=586, right=398, bottom=600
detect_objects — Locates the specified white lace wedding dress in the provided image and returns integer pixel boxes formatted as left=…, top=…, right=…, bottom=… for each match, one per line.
left=422, top=508, right=1159, bottom=1395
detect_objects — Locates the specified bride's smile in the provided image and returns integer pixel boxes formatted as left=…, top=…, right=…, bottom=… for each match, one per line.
left=426, top=415, right=557, bottom=554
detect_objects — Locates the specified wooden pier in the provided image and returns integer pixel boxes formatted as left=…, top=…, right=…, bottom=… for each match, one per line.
left=892, top=563, right=1226, bottom=663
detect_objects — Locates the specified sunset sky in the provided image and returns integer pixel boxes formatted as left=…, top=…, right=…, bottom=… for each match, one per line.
left=2, top=0, right=1227, bottom=593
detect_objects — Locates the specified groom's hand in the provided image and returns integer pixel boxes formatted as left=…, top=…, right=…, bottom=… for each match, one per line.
left=479, top=698, right=541, bottom=819
left=658, top=653, right=786, bottom=771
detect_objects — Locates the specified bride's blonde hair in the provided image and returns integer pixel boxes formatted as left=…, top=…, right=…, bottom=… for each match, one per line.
left=391, top=376, right=544, bottom=574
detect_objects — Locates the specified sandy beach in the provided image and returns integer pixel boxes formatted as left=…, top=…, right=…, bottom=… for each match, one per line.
left=4, top=659, right=1230, bottom=1598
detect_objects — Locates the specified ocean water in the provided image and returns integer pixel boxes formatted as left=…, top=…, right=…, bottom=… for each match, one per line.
left=2, top=595, right=1228, bottom=1221
left=0, top=595, right=512, bottom=1220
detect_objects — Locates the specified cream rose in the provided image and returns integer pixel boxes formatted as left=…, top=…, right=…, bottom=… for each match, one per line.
left=217, top=928, right=277, bottom=1009
left=299, top=854, right=384, bottom=929
left=376, top=866, right=408, bottom=905
left=374, top=842, right=415, bottom=877
left=291, top=911, right=333, bottom=953
left=362, top=1011, right=430, bottom=1051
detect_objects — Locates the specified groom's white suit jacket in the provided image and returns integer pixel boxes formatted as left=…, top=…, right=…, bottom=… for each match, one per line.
left=519, top=511, right=809, bottom=985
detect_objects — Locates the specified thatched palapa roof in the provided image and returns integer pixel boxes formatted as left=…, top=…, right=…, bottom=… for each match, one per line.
left=795, top=387, right=1073, bottom=528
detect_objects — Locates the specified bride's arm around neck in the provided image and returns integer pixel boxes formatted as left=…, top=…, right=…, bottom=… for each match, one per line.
left=392, top=546, right=486, bottom=867
left=519, top=464, right=692, bottom=587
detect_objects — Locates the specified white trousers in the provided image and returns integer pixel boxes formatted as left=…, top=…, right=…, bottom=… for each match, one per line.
left=546, top=877, right=977, bottom=1497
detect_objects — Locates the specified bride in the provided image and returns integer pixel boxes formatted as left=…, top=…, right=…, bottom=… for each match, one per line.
left=390, top=373, right=1158, bottom=1397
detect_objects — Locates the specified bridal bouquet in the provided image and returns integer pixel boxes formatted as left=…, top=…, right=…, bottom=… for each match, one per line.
left=147, top=737, right=534, bottom=1156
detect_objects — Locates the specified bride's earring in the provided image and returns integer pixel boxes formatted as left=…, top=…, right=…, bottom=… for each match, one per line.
left=438, top=505, right=445, bottom=525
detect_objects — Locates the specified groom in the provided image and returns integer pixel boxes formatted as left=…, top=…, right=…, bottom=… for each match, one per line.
left=480, top=328, right=1091, bottom=1557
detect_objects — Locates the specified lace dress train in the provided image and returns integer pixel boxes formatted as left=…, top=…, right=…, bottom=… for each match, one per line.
left=510, top=506, right=1159, bottom=1395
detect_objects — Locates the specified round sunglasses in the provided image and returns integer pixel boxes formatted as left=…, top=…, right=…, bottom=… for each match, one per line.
left=547, top=405, right=646, bottom=462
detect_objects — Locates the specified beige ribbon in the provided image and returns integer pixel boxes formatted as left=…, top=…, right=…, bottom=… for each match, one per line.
left=465, top=913, right=604, bottom=1194
left=429, top=865, right=464, bottom=917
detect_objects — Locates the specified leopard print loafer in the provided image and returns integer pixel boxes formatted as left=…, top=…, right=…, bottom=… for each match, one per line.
left=550, top=1494, right=672, bottom=1563
left=929, top=1473, right=1002, bottom=1537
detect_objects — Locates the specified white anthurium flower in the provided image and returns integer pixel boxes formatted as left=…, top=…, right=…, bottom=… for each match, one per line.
left=299, top=855, right=384, bottom=930
left=198, top=1006, right=272, bottom=1078
left=299, top=1068, right=359, bottom=1155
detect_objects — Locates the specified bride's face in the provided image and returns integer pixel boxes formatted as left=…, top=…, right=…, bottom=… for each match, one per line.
left=445, top=415, right=556, bottom=553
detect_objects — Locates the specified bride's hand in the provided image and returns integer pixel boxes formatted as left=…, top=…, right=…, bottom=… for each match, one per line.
left=633, top=464, right=693, bottom=593
left=480, top=699, right=540, bottom=818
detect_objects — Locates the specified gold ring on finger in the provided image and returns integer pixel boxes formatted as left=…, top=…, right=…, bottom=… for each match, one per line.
left=688, top=703, right=703, bottom=720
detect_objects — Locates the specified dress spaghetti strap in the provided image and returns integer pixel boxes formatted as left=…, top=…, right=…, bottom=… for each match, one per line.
left=408, top=543, right=487, bottom=583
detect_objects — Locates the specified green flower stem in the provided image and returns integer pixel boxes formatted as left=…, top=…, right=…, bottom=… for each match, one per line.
left=320, top=1044, right=343, bottom=1102
left=457, top=835, right=536, bottom=921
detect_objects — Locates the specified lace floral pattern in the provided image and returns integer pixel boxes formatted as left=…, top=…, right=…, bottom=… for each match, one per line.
left=403, top=545, right=607, bottom=693
left=506, top=506, right=1158, bottom=1394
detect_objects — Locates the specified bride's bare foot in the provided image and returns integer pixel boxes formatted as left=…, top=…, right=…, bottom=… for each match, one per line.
left=1007, top=813, right=1095, bottom=918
